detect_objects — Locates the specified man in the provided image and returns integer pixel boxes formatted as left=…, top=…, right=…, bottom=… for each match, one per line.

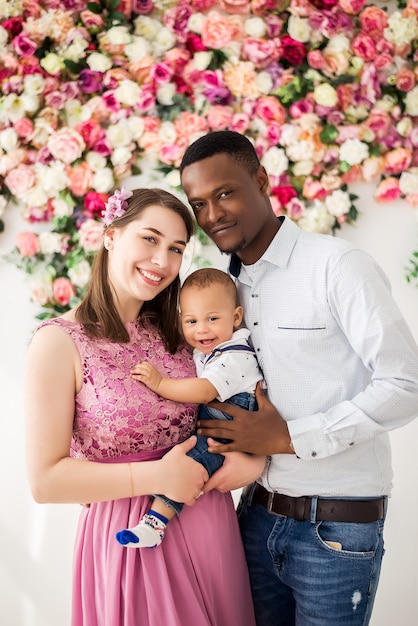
left=179, top=130, right=418, bottom=626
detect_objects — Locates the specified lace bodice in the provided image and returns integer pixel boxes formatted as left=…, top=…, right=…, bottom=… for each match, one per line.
left=38, top=318, right=198, bottom=460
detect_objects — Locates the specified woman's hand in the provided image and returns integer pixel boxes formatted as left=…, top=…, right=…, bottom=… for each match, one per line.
left=203, top=445, right=266, bottom=493
left=159, top=436, right=209, bottom=506
left=197, top=382, right=293, bottom=456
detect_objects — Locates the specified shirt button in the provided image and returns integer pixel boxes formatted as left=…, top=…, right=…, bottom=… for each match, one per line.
left=253, top=322, right=258, bottom=326
left=311, top=451, right=317, bottom=457
left=349, top=442, right=354, bottom=446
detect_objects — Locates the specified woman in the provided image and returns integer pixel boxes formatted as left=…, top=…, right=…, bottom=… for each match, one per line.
left=25, top=188, right=260, bottom=626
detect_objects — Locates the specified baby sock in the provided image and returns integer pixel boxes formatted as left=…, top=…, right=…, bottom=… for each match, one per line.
left=115, top=510, right=168, bottom=548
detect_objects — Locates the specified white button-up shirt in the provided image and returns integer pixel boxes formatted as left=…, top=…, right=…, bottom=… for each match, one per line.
left=230, top=217, right=418, bottom=497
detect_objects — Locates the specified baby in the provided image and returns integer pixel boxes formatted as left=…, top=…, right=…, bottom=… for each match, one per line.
left=116, top=267, right=263, bottom=548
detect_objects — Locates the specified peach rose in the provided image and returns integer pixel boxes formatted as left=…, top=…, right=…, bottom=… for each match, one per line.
left=66, top=162, right=94, bottom=197
left=16, top=232, right=40, bottom=257
left=53, top=277, right=76, bottom=307
left=218, top=0, right=251, bottom=14
left=396, top=68, right=416, bottom=93
left=255, top=96, right=286, bottom=124
left=174, top=112, right=209, bottom=140
left=374, top=177, right=402, bottom=203
left=14, top=118, right=34, bottom=140
left=207, top=105, right=234, bottom=131
left=201, top=11, right=243, bottom=49
left=359, top=6, right=388, bottom=40
left=383, top=148, right=412, bottom=175
left=47, top=129, right=86, bottom=164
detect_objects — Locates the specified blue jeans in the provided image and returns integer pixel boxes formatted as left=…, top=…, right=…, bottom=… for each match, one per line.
left=155, top=392, right=257, bottom=515
left=237, top=484, right=386, bottom=626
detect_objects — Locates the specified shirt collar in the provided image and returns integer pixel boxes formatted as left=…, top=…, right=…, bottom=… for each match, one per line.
left=229, top=216, right=299, bottom=277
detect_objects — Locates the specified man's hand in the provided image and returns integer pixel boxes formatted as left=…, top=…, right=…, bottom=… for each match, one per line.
left=203, top=446, right=266, bottom=493
left=197, top=381, right=294, bottom=456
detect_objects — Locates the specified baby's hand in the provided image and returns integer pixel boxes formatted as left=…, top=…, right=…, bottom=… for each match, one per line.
left=131, top=362, right=162, bottom=392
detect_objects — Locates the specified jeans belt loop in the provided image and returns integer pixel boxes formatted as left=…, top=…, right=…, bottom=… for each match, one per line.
left=310, top=496, right=318, bottom=523
left=267, top=491, right=275, bottom=515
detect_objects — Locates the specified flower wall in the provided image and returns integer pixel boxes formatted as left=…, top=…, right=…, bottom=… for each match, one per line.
left=0, top=0, right=417, bottom=318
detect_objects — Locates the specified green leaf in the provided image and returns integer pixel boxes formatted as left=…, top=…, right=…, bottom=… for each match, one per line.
left=319, top=124, right=338, bottom=144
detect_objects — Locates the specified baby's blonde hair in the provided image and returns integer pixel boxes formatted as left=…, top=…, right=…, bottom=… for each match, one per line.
left=181, top=268, right=238, bottom=306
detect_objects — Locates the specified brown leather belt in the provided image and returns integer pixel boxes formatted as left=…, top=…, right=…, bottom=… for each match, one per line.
left=250, top=484, right=385, bottom=523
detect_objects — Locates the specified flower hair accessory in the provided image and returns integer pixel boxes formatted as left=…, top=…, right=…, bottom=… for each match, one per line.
left=102, top=188, right=133, bottom=226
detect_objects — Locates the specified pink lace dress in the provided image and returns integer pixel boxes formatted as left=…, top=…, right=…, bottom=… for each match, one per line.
left=39, top=318, right=255, bottom=626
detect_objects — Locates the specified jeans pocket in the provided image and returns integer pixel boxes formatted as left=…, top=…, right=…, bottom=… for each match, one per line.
left=315, top=520, right=383, bottom=557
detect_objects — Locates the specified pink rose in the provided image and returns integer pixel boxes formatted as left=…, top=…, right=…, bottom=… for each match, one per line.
left=80, top=9, right=105, bottom=30
left=363, top=110, right=391, bottom=140
left=5, top=164, right=36, bottom=197
left=14, top=118, right=34, bottom=140
left=53, top=278, right=76, bottom=307
left=207, top=105, right=234, bottom=131
left=84, top=191, right=108, bottom=218
left=78, top=219, right=104, bottom=252
left=66, top=162, right=94, bottom=197
left=12, top=33, right=37, bottom=58
left=255, top=96, right=286, bottom=124
left=373, top=53, right=394, bottom=71
left=383, top=148, right=412, bottom=175
left=47, top=129, right=86, bottom=164
left=338, top=0, right=366, bottom=14
left=374, top=178, right=402, bottom=203
left=241, top=37, right=280, bottom=69
left=230, top=112, right=250, bottom=134
left=76, top=119, right=105, bottom=149
left=280, top=35, right=307, bottom=66
left=396, top=68, right=416, bottom=93
left=16, top=232, right=40, bottom=257
left=159, top=138, right=188, bottom=167
left=350, top=34, right=376, bottom=61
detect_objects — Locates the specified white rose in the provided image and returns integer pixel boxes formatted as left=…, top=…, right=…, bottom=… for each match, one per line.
left=126, top=115, right=144, bottom=141
left=0, top=127, right=18, bottom=152
left=193, top=51, right=213, bottom=71
left=165, top=169, right=181, bottom=188
left=261, top=147, right=289, bottom=177
left=125, top=36, right=151, bottom=62
left=244, top=17, right=267, bottom=38
left=21, top=94, right=40, bottom=116
left=279, top=124, right=301, bottom=147
left=222, top=41, right=241, bottom=64
left=52, top=198, right=74, bottom=218
left=0, top=25, right=8, bottom=46
left=255, top=70, right=273, bottom=95
left=154, top=27, right=176, bottom=53
left=339, top=138, right=369, bottom=165
left=286, top=140, right=315, bottom=162
left=405, top=86, right=418, bottom=117
left=23, top=73, right=45, bottom=96
left=38, top=162, right=69, bottom=194
left=324, top=189, right=351, bottom=217
left=86, top=151, right=107, bottom=171
left=384, top=12, right=418, bottom=47
left=0, top=194, right=7, bottom=217
left=399, top=170, right=418, bottom=195
left=64, top=99, right=84, bottom=127
left=287, top=16, right=311, bottom=43
left=106, top=120, right=134, bottom=148
left=110, top=146, right=132, bottom=166
left=41, top=52, right=65, bottom=75
left=298, top=202, right=335, bottom=234
left=326, top=34, right=350, bottom=53
left=159, top=121, right=177, bottom=144
left=134, top=16, right=160, bottom=40
left=30, top=275, right=53, bottom=306
left=105, top=25, right=131, bottom=45
left=114, top=80, right=141, bottom=106
left=39, top=232, right=63, bottom=255
left=22, top=185, right=49, bottom=208
left=313, top=83, right=338, bottom=107
left=93, top=168, right=114, bottom=193
left=156, top=83, right=177, bottom=106
left=86, top=52, right=113, bottom=72
left=64, top=38, right=89, bottom=63
left=396, top=117, right=413, bottom=137
left=293, top=160, right=314, bottom=176
left=187, top=13, right=205, bottom=34
left=68, top=260, right=91, bottom=289
left=298, top=113, right=321, bottom=134
left=0, top=93, right=25, bottom=124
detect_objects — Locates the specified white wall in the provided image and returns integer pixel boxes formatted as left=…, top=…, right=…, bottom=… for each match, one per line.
left=0, top=182, right=417, bottom=626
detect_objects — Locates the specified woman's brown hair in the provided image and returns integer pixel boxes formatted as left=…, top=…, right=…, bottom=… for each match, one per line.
left=76, top=188, right=195, bottom=353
